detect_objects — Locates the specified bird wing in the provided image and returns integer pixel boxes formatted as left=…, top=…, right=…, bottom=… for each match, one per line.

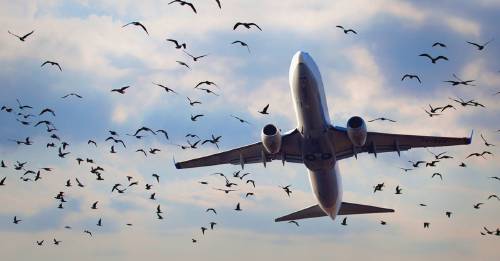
left=187, top=2, right=197, bottom=13
left=249, top=23, right=262, bottom=31
left=22, top=30, right=34, bottom=39
left=466, top=41, right=481, bottom=48
left=175, top=129, right=303, bottom=169
left=331, top=126, right=472, bottom=160
left=233, top=22, right=243, bottom=30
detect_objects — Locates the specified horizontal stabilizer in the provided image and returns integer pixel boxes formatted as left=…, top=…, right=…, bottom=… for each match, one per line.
left=274, top=202, right=394, bottom=222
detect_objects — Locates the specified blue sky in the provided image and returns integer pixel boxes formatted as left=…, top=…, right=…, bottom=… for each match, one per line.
left=0, top=0, right=499, bottom=260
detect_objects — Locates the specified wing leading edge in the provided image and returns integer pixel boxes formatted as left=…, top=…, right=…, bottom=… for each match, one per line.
left=175, top=129, right=303, bottom=169
left=330, top=127, right=472, bottom=160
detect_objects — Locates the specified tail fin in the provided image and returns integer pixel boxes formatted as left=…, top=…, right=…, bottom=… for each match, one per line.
left=274, top=202, right=394, bottom=222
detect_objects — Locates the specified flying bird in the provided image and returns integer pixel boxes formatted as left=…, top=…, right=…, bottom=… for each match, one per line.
left=431, top=173, right=443, bottom=180
left=61, top=93, right=82, bottom=99
left=187, top=97, right=201, bottom=106
left=153, top=82, right=177, bottom=94
left=432, top=42, right=446, bottom=48
left=191, top=114, right=204, bottom=121
left=176, top=60, right=190, bottom=69
left=235, top=202, right=242, bottom=211
left=231, top=40, right=250, bottom=53
left=341, top=217, right=347, bottom=226
left=233, top=22, right=262, bottom=31
left=91, top=201, right=99, bottom=209
left=214, top=0, right=221, bottom=9
left=166, top=38, right=186, bottom=49
left=13, top=216, right=21, bottom=224
left=466, top=39, right=494, bottom=50
left=122, top=21, right=149, bottom=35
left=395, top=186, right=402, bottom=194
left=418, top=53, right=448, bottom=64
left=195, top=81, right=218, bottom=89
left=258, top=104, right=270, bottom=115
left=206, top=208, right=217, bottom=214
left=401, top=74, right=421, bottom=83
left=183, top=51, right=208, bottom=62
left=480, top=134, right=494, bottom=147
left=335, top=25, right=357, bottom=34
left=288, top=220, right=300, bottom=226
left=444, top=74, right=475, bottom=86
left=41, top=61, right=62, bottom=71
left=8, top=30, right=34, bottom=41
left=111, top=86, right=130, bottom=94
left=473, top=203, right=483, bottom=209
left=168, top=0, right=197, bottom=14
left=368, top=117, right=396, bottom=122
left=230, top=115, right=250, bottom=124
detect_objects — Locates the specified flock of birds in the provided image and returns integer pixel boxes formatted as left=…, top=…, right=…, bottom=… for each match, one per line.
left=1, top=0, right=499, bottom=251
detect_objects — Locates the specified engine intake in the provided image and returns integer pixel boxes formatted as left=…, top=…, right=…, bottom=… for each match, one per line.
left=261, top=124, right=282, bottom=154
left=347, top=116, right=367, bottom=146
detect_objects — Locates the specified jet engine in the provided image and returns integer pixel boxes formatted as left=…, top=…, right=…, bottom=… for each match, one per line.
left=261, top=124, right=282, bottom=154
left=347, top=116, right=367, bottom=146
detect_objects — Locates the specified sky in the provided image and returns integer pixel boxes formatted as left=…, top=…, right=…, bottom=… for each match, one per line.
left=0, top=0, right=499, bottom=260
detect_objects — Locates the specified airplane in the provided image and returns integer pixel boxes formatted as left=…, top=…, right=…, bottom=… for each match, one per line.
left=175, top=51, right=472, bottom=222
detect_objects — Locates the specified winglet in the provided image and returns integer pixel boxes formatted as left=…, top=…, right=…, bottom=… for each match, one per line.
left=173, top=156, right=181, bottom=169
left=467, top=130, right=474, bottom=145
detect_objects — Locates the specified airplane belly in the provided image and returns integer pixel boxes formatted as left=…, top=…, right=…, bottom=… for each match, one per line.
left=308, top=163, right=342, bottom=219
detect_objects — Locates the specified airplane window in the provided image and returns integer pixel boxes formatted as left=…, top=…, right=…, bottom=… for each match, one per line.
left=321, top=153, right=332, bottom=160
left=305, top=154, right=316, bottom=161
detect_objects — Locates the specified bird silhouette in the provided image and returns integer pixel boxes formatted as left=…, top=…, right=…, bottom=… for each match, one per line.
left=368, top=117, right=396, bottom=122
left=13, top=216, right=21, bottom=224
left=401, top=74, right=421, bottom=83
left=279, top=185, right=292, bottom=197
left=168, top=0, right=197, bottom=13
left=8, top=30, right=34, bottom=41
left=432, top=42, right=446, bottom=48
left=36, top=240, right=44, bottom=246
left=258, top=104, right=270, bottom=114
left=395, top=185, right=402, bottom=194
left=153, top=82, right=178, bottom=94
left=187, top=97, right=201, bottom=106
left=235, top=202, right=242, bottom=211
left=445, top=211, right=452, bottom=218
left=487, top=194, right=499, bottom=200
left=473, top=203, right=483, bottom=209
left=61, top=93, right=82, bottom=99
left=183, top=51, right=208, bottom=62
left=341, top=217, right=347, bottom=226
left=97, top=218, right=102, bottom=226
left=91, top=201, right=98, bottom=209
left=230, top=115, right=250, bottom=124
left=232, top=40, right=251, bottom=53
left=41, top=61, right=62, bottom=71
left=166, top=38, right=186, bottom=49
left=423, top=222, right=430, bottom=228
left=480, top=134, right=494, bottom=147
left=195, top=81, right=218, bottom=89
left=111, top=86, right=130, bottom=94
left=233, top=22, right=262, bottom=31
left=176, top=60, right=190, bottom=69
left=122, top=21, right=149, bottom=35
left=335, top=25, right=357, bottom=34
left=408, top=160, right=426, bottom=168
left=431, top=173, right=443, bottom=180
left=191, top=114, right=204, bottom=121
left=466, top=39, right=493, bottom=50
left=419, top=53, right=448, bottom=64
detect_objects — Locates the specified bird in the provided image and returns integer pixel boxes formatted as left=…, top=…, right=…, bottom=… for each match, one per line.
left=280, top=185, right=292, bottom=197
left=286, top=220, right=299, bottom=227
left=187, top=97, right=201, bottom=106
left=149, top=148, right=161, bottom=154
left=192, top=239, right=197, bottom=243
left=157, top=213, right=163, bottom=220
left=13, top=216, right=21, bottom=224
left=473, top=203, right=483, bottom=209
left=373, top=183, right=384, bottom=193
left=97, top=218, right=102, bottom=227
left=341, top=217, right=347, bottom=226
left=368, top=117, right=396, bottom=122
left=87, top=140, right=97, bottom=147
left=246, top=179, right=256, bottom=188
left=466, top=151, right=493, bottom=159
left=214, top=0, right=222, bottom=9
left=91, top=201, right=99, bottom=209
left=444, top=74, right=476, bottom=86
left=258, top=104, right=270, bottom=115
left=168, top=0, right=197, bottom=14
left=232, top=40, right=251, bottom=53
left=423, top=222, right=430, bottom=228
left=489, top=176, right=500, bottom=181
left=8, top=30, right=34, bottom=41
left=395, top=186, right=402, bottom=194
left=206, top=208, right=217, bottom=214
left=58, top=147, right=70, bottom=158
left=61, top=93, right=82, bottom=99
left=53, top=239, right=61, bottom=245
left=418, top=53, right=448, bottom=64
left=399, top=167, right=413, bottom=172
left=195, top=81, right=218, bottom=89
left=105, top=136, right=126, bottom=148
left=84, top=230, right=92, bottom=237
left=425, top=160, right=440, bottom=167
left=233, top=22, right=262, bottom=31
left=235, top=202, right=242, bottom=211
left=380, top=220, right=387, bottom=225
left=424, top=109, right=441, bottom=117
left=166, top=38, right=186, bottom=49
left=198, top=87, right=219, bottom=96
left=183, top=51, right=208, bottom=62
left=122, top=21, right=149, bottom=35
left=153, top=82, right=177, bottom=94
left=0, top=177, right=5, bottom=186
left=201, top=227, right=207, bottom=235
left=466, top=39, right=494, bottom=50
left=408, top=160, right=426, bottom=168
left=156, top=205, right=162, bottom=214
left=36, top=240, right=44, bottom=246
left=230, top=115, right=250, bottom=124
left=39, top=108, right=56, bottom=117
left=111, top=86, right=130, bottom=94
left=209, top=222, right=217, bottom=230
left=152, top=173, right=160, bottom=183
left=459, top=162, right=467, bottom=167
left=214, top=188, right=237, bottom=194
left=335, top=25, right=357, bottom=34
left=150, top=193, right=156, bottom=200
left=191, top=114, right=204, bottom=121
left=245, top=192, right=254, bottom=198
left=431, top=173, right=443, bottom=180
left=176, top=60, right=190, bottom=69
left=41, top=61, right=62, bottom=71
left=480, top=134, right=495, bottom=147
left=445, top=211, right=452, bottom=218
left=401, top=74, right=421, bottom=83
left=487, top=194, right=499, bottom=200
left=110, top=145, right=116, bottom=154
left=432, top=42, right=447, bottom=48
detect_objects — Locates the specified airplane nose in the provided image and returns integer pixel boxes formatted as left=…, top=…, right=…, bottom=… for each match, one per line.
left=295, top=51, right=309, bottom=64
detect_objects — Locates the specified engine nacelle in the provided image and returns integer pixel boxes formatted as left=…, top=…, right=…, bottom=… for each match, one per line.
left=261, top=124, right=282, bottom=154
left=347, top=116, right=367, bottom=146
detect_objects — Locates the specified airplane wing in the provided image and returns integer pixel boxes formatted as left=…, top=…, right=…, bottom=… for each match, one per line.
left=175, top=129, right=303, bottom=169
left=330, top=126, right=472, bottom=160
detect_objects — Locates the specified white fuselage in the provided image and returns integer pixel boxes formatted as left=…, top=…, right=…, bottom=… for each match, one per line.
left=289, top=51, right=342, bottom=220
